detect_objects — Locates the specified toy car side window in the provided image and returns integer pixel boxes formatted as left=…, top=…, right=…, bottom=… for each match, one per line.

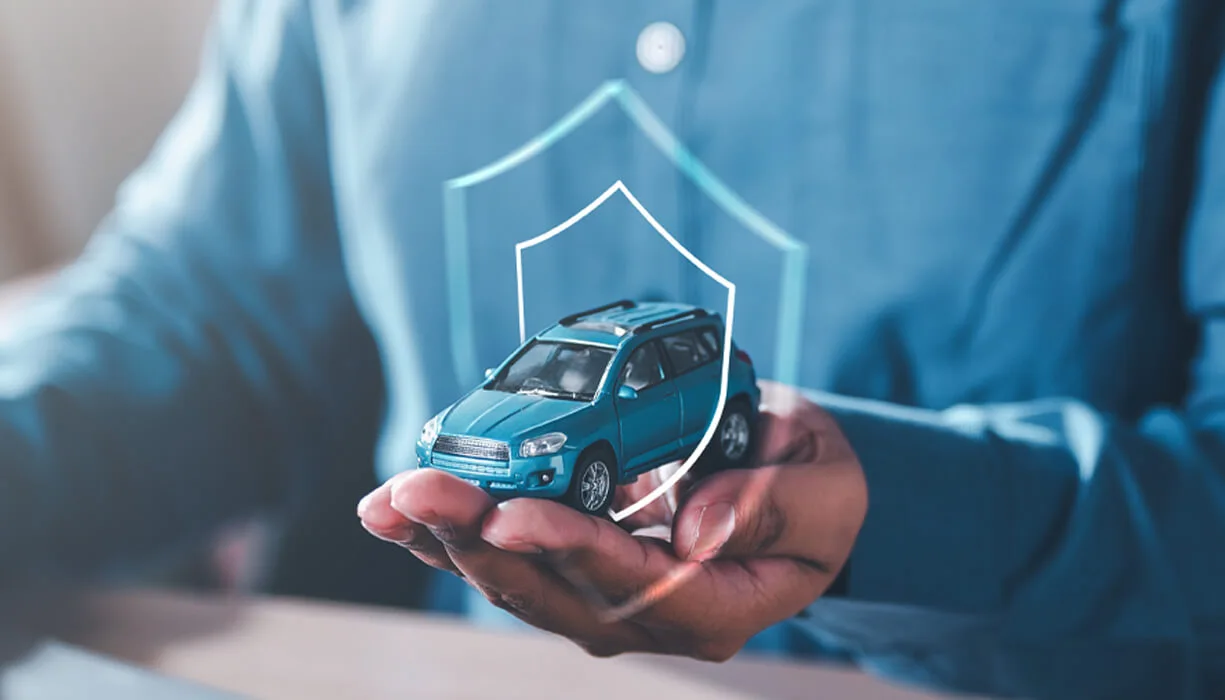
left=620, top=343, right=665, bottom=391
left=698, top=326, right=721, bottom=356
left=661, top=330, right=713, bottom=375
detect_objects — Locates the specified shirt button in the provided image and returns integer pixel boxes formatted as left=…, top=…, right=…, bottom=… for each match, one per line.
left=636, top=22, right=685, bottom=74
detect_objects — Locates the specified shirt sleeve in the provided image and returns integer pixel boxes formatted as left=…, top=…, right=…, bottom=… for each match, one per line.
left=0, top=0, right=382, bottom=584
left=795, top=54, right=1225, bottom=700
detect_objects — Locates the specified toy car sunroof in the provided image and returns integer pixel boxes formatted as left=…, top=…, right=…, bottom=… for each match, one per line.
left=568, top=320, right=629, bottom=336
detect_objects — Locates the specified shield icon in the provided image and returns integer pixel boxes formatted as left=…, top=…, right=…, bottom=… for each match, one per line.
left=440, top=79, right=808, bottom=521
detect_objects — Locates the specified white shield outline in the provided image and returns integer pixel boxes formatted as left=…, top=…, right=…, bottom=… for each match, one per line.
left=442, top=80, right=808, bottom=388
left=440, top=79, right=809, bottom=523
left=515, top=180, right=734, bottom=522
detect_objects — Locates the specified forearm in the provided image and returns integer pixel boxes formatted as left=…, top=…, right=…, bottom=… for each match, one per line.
left=0, top=0, right=372, bottom=585
left=0, top=263, right=306, bottom=582
left=795, top=391, right=1225, bottom=697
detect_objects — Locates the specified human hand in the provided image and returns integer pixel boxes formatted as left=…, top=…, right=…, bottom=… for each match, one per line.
left=358, top=381, right=867, bottom=660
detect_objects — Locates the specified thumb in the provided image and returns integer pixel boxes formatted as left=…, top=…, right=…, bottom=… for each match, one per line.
left=672, top=462, right=865, bottom=572
left=671, top=467, right=789, bottom=562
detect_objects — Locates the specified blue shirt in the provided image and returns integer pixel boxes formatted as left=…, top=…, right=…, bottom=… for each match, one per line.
left=2, top=1, right=1224, bottom=697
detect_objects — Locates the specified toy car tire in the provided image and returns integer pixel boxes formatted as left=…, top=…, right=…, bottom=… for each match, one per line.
left=695, top=398, right=757, bottom=477
left=564, top=448, right=617, bottom=516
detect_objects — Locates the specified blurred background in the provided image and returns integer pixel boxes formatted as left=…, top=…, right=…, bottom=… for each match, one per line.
left=0, top=0, right=269, bottom=592
left=0, top=1, right=426, bottom=606
left=0, top=0, right=214, bottom=284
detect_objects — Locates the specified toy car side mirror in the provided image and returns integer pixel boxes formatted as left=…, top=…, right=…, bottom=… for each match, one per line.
left=617, top=385, right=639, bottom=401
left=484, top=368, right=495, bottom=379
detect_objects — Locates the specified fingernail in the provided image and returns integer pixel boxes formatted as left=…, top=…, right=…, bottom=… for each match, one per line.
left=362, top=521, right=417, bottom=545
left=687, top=502, right=736, bottom=561
left=484, top=535, right=543, bottom=555
left=356, top=492, right=376, bottom=517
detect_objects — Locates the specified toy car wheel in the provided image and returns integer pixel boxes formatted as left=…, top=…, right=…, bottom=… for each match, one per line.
left=565, top=449, right=616, bottom=516
left=696, top=398, right=756, bottom=477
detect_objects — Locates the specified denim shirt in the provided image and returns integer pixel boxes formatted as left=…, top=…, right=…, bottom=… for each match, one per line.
left=1, top=1, right=1224, bottom=697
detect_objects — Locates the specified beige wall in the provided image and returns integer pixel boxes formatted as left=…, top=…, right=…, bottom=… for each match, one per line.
left=0, top=0, right=215, bottom=280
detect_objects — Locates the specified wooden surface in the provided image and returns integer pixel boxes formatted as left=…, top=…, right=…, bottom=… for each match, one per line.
left=22, top=589, right=950, bottom=700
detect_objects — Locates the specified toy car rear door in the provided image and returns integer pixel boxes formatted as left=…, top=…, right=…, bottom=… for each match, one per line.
left=613, top=341, right=681, bottom=472
left=660, top=327, right=721, bottom=447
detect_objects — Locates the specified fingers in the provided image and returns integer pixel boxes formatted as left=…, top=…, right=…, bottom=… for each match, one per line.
left=672, top=457, right=866, bottom=575
left=612, top=460, right=687, bottom=532
left=484, top=499, right=674, bottom=602
left=390, top=472, right=657, bottom=655
left=387, top=468, right=496, bottom=549
left=672, top=384, right=865, bottom=568
left=483, top=497, right=727, bottom=627
left=754, top=385, right=846, bottom=466
left=357, top=473, right=460, bottom=576
left=482, top=497, right=825, bottom=659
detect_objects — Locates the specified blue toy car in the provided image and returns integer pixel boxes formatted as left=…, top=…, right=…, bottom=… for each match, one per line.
left=416, top=300, right=761, bottom=516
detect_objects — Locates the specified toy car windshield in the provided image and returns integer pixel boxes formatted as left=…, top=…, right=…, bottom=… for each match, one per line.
left=487, top=340, right=614, bottom=402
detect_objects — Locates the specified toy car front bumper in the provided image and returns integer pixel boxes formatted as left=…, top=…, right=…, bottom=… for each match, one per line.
left=415, top=441, right=571, bottom=500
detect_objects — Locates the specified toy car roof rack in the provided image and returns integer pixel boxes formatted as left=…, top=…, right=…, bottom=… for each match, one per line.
left=559, top=299, right=637, bottom=326
left=632, top=308, right=709, bottom=334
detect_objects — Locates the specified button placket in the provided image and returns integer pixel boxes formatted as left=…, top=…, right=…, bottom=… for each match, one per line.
left=623, top=12, right=697, bottom=305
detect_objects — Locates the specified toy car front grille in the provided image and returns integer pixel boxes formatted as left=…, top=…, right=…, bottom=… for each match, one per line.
left=433, top=435, right=510, bottom=462
left=430, top=455, right=512, bottom=476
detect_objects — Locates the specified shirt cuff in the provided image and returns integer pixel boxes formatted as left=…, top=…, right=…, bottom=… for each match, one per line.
left=808, top=391, right=1073, bottom=614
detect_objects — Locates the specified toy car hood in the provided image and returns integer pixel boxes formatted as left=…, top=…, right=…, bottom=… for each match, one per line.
left=439, top=389, right=588, bottom=441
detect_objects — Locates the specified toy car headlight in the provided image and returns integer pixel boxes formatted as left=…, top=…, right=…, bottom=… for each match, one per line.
left=420, top=415, right=442, bottom=446
left=520, top=432, right=567, bottom=458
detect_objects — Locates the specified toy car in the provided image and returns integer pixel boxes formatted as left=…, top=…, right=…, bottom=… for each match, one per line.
left=416, top=300, right=761, bottom=516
